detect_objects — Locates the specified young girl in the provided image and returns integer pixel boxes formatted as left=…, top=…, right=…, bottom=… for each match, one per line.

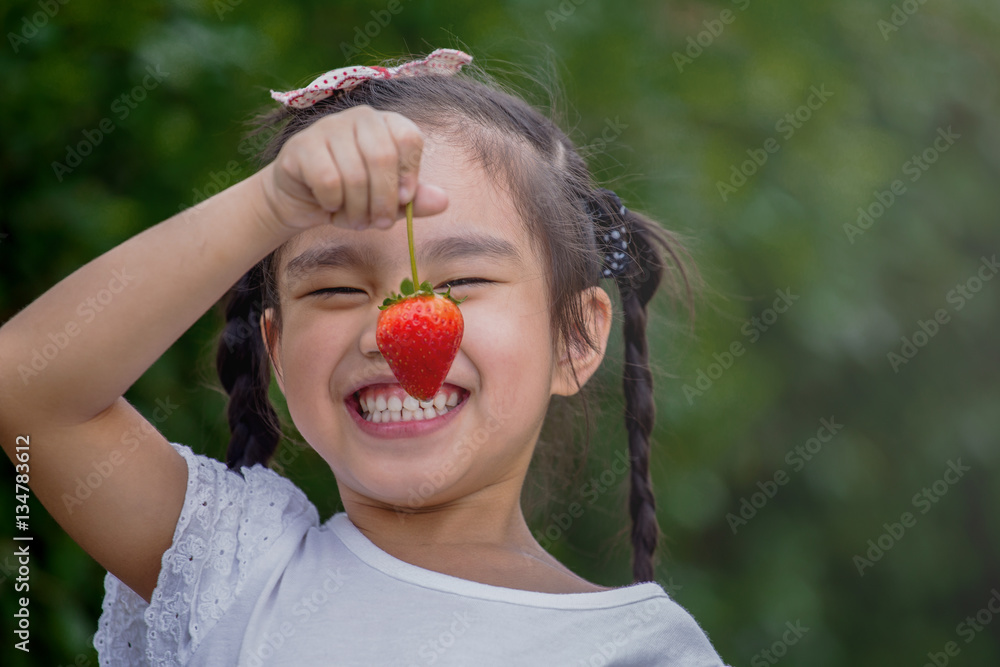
left=0, top=49, right=728, bottom=665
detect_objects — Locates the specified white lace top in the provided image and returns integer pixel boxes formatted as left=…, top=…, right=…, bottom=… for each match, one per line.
left=93, top=442, right=728, bottom=666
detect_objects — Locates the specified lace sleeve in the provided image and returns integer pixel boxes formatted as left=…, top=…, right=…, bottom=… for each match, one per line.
left=93, top=442, right=318, bottom=666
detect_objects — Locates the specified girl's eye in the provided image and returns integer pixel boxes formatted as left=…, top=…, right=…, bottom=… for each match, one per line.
left=309, top=287, right=365, bottom=297
left=438, top=278, right=491, bottom=289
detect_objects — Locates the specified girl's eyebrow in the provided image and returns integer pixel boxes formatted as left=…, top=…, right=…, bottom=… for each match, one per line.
left=284, top=233, right=523, bottom=284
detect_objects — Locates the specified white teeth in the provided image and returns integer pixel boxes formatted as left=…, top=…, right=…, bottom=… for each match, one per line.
left=359, top=387, right=464, bottom=424
left=363, top=404, right=456, bottom=423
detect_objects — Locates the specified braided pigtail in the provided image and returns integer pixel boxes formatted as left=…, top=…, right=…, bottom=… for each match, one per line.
left=216, top=262, right=282, bottom=471
left=591, top=189, right=694, bottom=583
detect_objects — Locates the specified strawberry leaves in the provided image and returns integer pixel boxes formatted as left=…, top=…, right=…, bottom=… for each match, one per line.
left=378, top=278, right=464, bottom=310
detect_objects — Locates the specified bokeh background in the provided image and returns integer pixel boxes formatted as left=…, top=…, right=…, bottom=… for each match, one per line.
left=2, top=0, right=1000, bottom=665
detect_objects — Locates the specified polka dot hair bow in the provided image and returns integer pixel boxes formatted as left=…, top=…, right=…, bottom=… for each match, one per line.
left=588, top=189, right=634, bottom=279
left=270, top=48, right=474, bottom=109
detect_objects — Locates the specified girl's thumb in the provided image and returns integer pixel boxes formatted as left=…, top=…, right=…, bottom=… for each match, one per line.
left=408, top=183, right=448, bottom=218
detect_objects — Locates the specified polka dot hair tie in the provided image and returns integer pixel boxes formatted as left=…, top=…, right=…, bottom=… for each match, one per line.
left=587, top=189, right=635, bottom=279
left=270, top=48, right=473, bottom=109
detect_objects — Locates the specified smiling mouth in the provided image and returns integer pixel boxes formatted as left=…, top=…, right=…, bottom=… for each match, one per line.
left=350, top=384, right=469, bottom=423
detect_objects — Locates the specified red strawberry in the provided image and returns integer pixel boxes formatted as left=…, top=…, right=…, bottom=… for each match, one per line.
left=376, top=280, right=464, bottom=402
left=375, top=201, right=464, bottom=402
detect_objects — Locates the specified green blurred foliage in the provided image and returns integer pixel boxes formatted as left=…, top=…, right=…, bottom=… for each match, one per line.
left=2, top=0, right=999, bottom=665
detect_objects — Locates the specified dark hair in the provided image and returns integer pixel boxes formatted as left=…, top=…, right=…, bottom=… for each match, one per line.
left=215, top=55, right=695, bottom=584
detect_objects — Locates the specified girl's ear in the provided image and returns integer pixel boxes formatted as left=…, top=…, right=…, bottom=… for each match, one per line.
left=260, top=308, right=285, bottom=394
left=551, top=286, right=613, bottom=397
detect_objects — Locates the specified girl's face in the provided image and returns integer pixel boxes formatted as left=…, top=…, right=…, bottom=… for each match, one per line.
left=265, top=133, right=609, bottom=512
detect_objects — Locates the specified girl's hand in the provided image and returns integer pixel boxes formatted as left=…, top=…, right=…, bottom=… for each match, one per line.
left=257, top=105, right=449, bottom=234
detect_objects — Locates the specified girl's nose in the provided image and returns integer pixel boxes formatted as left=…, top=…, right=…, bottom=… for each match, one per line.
left=359, top=314, right=382, bottom=358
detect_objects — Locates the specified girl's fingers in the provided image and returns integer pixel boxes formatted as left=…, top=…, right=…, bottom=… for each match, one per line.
left=326, top=128, right=370, bottom=229
left=384, top=113, right=425, bottom=205
left=354, top=112, right=401, bottom=230
left=295, top=140, right=344, bottom=215
left=409, top=182, right=449, bottom=218
left=275, top=107, right=446, bottom=231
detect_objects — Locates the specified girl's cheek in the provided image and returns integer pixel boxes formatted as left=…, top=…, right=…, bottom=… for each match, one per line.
left=462, top=307, right=520, bottom=365
left=280, top=332, right=337, bottom=391
left=473, top=319, right=545, bottom=392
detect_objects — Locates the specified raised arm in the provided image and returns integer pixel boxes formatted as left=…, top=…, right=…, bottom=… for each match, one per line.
left=0, top=106, right=441, bottom=601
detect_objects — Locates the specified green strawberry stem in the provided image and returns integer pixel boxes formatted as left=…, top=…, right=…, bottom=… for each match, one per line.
left=377, top=200, right=465, bottom=310
left=406, top=200, right=418, bottom=288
